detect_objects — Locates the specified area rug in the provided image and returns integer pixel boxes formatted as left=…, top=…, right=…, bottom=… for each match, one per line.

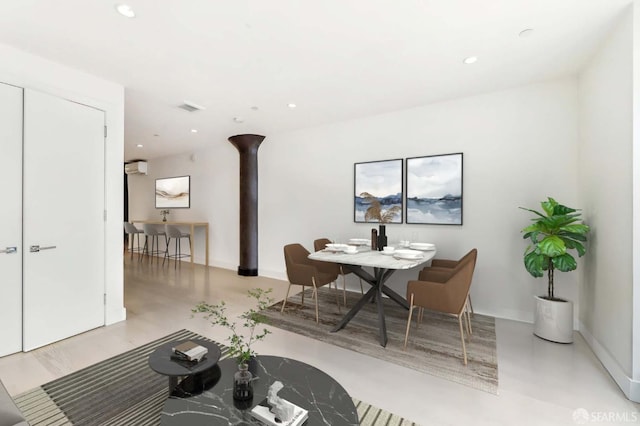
left=264, top=288, right=499, bottom=394
left=14, top=329, right=419, bottom=425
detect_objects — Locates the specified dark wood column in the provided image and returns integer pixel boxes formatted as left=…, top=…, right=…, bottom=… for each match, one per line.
left=228, top=134, right=265, bottom=276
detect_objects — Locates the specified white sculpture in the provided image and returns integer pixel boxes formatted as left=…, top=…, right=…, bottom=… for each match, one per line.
left=267, top=381, right=295, bottom=421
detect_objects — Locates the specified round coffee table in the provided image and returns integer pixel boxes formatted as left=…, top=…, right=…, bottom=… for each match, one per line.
left=148, top=339, right=222, bottom=391
left=160, top=355, right=359, bottom=425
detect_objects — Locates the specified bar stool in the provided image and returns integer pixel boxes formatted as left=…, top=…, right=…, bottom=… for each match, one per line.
left=142, top=224, right=167, bottom=263
left=163, top=224, right=191, bottom=268
left=123, top=222, right=144, bottom=260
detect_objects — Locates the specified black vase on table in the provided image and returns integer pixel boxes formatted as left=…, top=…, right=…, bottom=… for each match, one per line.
left=377, top=225, right=387, bottom=251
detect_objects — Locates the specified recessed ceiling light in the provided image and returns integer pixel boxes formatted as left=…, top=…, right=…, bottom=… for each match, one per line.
left=519, top=28, right=534, bottom=38
left=136, top=144, right=143, bottom=148
left=463, top=56, right=478, bottom=64
left=233, top=117, right=244, bottom=123
left=287, top=103, right=297, bottom=109
left=250, top=106, right=259, bottom=111
left=115, top=4, right=136, bottom=18
left=190, top=129, right=198, bottom=133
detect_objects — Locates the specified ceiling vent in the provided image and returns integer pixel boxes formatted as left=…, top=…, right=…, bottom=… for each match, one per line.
left=178, top=100, right=206, bottom=112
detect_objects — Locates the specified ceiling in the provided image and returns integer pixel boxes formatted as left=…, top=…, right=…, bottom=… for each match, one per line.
left=0, top=0, right=631, bottom=161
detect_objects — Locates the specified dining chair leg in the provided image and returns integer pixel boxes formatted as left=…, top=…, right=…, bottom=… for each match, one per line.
left=301, top=287, right=305, bottom=305
left=334, top=281, right=341, bottom=313
left=341, top=273, right=347, bottom=306
left=468, top=295, right=474, bottom=316
left=312, top=279, right=319, bottom=323
left=465, top=303, right=473, bottom=337
left=404, top=295, right=415, bottom=349
left=141, top=236, right=148, bottom=262
left=458, top=315, right=468, bottom=365
left=163, top=237, right=171, bottom=266
left=281, top=283, right=292, bottom=312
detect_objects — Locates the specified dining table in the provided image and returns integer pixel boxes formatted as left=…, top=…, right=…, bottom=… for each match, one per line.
left=308, top=244, right=436, bottom=347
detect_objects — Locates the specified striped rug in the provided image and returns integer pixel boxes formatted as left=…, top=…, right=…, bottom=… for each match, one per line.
left=14, top=330, right=418, bottom=426
left=265, top=287, right=499, bottom=394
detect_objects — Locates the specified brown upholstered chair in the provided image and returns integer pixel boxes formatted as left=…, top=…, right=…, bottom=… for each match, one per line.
left=313, top=238, right=364, bottom=306
left=404, top=256, right=476, bottom=365
left=419, top=248, right=478, bottom=315
left=282, top=243, right=340, bottom=323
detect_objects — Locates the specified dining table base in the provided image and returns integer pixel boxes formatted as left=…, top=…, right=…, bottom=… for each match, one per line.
left=331, top=265, right=409, bottom=347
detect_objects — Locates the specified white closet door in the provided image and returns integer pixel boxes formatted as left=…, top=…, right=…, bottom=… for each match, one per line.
left=0, top=83, right=23, bottom=357
left=23, top=89, right=105, bottom=351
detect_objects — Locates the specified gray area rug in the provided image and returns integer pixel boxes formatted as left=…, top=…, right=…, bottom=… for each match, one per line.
left=264, top=287, right=499, bottom=394
left=14, top=329, right=418, bottom=425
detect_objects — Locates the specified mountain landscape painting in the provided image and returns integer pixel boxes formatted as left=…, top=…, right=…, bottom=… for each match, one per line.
left=406, top=153, right=462, bottom=225
left=354, top=159, right=403, bottom=223
left=155, top=175, right=190, bottom=208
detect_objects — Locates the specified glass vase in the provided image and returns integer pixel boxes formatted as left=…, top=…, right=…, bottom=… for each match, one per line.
left=233, top=363, right=253, bottom=400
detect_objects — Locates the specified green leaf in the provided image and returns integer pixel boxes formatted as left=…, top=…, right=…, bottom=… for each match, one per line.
left=541, top=198, right=558, bottom=216
left=538, top=236, right=566, bottom=257
left=519, top=207, right=547, bottom=218
left=552, top=253, right=577, bottom=272
left=558, top=231, right=587, bottom=242
left=524, top=251, right=546, bottom=278
left=553, top=204, right=577, bottom=215
left=560, top=224, right=590, bottom=234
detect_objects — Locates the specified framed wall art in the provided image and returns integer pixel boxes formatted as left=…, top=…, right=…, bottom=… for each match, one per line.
left=406, top=153, right=462, bottom=225
left=354, top=159, right=403, bottom=223
left=155, top=175, right=191, bottom=209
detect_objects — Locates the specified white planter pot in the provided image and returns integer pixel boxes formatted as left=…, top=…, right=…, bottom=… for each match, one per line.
left=533, top=295, right=573, bottom=343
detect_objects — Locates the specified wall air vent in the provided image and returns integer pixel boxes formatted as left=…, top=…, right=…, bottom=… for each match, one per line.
left=178, top=100, right=206, bottom=112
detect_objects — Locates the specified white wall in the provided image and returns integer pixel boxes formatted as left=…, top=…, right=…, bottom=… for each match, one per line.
left=577, top=6, right=637, bottom=399
left=0, top=43, right=126, bottom=325
left=130, top=78, right=580, bottom=324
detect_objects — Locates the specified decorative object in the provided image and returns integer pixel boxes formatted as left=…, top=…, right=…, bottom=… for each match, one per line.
left=406, top=153, right=463, bottom=225
left=250, top=381, right=309, bottom=425
left=192, top=288, right=273, bottom=364
left=266, top=288, right=499, bottom=394
left=377, top=224, right=387, bottom=251
left=233, top=363, right=254, bottom=400
left=229, top=134, right=265, bottom=276
left=15, top=330, right=406, bottom=425
left=156, top=175, right=190, bottom=209
left=520, top=197, right=590, bottom=343
left=354, top=159, right=403, bottom=223
left=160, top=209, right=170, bottom=222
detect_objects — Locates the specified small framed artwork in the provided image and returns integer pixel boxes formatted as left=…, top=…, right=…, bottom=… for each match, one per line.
left=406, top=153, right=463, bottom=225
left=354, top=159, right=403, bottom=223
left=155, top=175, right=190, bottom=209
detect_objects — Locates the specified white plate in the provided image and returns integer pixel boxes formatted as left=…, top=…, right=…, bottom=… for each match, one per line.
left=344, top=250, right=358, bottom=255
left=381, top=250, right=395, bottom=256
left=409, top=242, right=436, bottom=251
left=394, top=253, right=423, bottom=260
left=325, top=243, right=349, bottom=252
left=348, top=238, right=371, bottom=246
left=394, top=249, right=423, bottom=256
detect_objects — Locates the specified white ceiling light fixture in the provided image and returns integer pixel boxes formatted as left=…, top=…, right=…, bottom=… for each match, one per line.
left=463, top=56, right=478, bottom=64
left=519, top=28, right=535, bottom=38
left=287, top=103, right=297, bottom=109
left=136, top=144, right=143, bottom=148
left=190, top=129, right=198, bottom=133
left=115, top=4, right=136, bottom=18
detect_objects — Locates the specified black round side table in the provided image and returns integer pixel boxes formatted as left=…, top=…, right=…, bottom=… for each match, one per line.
left=148, top=339, right=222, bottom=391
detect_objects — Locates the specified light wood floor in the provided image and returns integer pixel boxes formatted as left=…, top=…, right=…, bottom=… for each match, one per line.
left=0, top=255, right=637, bottom=425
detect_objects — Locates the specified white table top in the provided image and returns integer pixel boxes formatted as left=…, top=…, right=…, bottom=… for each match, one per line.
left=308, top=247, right=436, bottom=270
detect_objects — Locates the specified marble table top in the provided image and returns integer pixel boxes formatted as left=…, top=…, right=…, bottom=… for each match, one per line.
left=309, top=246, right=436, bottom=270
left=160, top=355, right=359, bottom=426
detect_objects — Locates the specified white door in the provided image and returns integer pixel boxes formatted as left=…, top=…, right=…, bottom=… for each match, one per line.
left=23, top=89, right=105, bottom=351
left=0, top=83, right=23, bottom=357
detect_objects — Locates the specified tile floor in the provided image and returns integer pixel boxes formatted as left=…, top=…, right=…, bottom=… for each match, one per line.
left=0, top=256, right=638, bottom=425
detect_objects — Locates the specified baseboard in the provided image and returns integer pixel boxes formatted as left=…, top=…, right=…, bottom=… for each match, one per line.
left=578, top=321, right=640, bottom=402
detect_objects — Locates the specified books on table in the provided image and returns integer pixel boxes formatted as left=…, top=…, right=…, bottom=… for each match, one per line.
left=250, top=398, right=308, bottom=426
left=171, top=341, right=208, bottom=362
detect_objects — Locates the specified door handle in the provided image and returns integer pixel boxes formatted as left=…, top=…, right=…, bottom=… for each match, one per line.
left=30, top=245, right=57, bottom=253
left=0, top=246, right=17, bottom=254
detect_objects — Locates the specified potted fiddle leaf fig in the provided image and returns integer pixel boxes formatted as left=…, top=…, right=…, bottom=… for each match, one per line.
left=520, top=197, right=590, bottom=343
